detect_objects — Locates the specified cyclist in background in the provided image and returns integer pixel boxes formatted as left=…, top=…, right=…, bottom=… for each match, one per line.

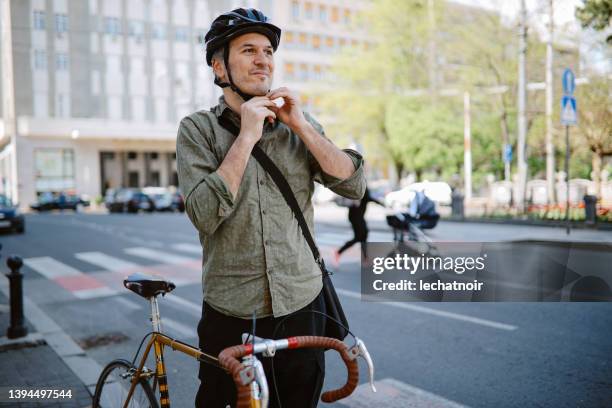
left=176, top=8, right=366, bottom=408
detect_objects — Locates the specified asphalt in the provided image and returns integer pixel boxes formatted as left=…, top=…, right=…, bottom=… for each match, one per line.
left=0, top=208, right=610, bottom=408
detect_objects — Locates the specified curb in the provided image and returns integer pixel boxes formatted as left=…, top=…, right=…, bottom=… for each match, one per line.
left=0, top=279, right=102, bottom=396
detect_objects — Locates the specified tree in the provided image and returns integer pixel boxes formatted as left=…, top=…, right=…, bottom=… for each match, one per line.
left=576, top=76, right=612, bottom=197
left=576, top=0, right=612, bottom=43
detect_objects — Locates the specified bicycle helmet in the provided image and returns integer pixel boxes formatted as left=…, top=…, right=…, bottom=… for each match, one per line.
left=205, top=8, right=281, bottom=100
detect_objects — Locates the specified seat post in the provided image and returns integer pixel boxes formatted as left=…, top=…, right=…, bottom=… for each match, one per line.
left=149, top=296, right=163, bottom=333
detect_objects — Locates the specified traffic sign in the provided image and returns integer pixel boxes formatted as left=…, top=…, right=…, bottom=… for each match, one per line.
left=562, top=69, right=575, bottom=95
left=503, top=144, right=512, bottom=163
left=561, top=95, right=577, bottom=125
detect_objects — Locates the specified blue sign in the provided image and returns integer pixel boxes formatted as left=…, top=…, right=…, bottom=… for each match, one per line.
left=503, top=144, right=512, bottom=163
left=561, top=95, right=577, bottom=125
left=562, top=69, right=575, bottom=95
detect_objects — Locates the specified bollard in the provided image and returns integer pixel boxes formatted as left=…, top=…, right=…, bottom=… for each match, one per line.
left=583, top=195, right=597, bottom=225
left=6, top=256, right=27, bottom=339
left=451, top=191, right=464, bottom=219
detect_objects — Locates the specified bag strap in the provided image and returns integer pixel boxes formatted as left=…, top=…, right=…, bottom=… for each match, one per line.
left=217, top=115, right=329, bottom=276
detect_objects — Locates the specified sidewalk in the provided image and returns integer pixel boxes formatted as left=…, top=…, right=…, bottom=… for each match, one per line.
left=313, top=203, right=612, bottom=242
left=0, top=291, right=94, bottom=407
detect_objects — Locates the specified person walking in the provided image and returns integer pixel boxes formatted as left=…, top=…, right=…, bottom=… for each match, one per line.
left=334, top=186, right=383, bottom=265
left=176, top=8, right=366, bottom=408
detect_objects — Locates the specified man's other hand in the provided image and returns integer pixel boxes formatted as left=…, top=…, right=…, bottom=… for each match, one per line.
left=267, top=87, right=308, bottom=133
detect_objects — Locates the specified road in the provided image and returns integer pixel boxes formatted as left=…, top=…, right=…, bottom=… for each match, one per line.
left=0, top=210, right=611, bottom=407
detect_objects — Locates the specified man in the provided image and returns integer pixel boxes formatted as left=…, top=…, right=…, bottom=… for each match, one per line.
left=176, top=8, right=366, bottom=408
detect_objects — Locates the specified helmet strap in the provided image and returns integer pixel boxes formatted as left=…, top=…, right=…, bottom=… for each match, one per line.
left=222, top=46, right=254, bottom=102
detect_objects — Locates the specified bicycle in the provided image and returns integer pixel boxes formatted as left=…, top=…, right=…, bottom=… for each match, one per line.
left=92, top=272, right=376, bottom=408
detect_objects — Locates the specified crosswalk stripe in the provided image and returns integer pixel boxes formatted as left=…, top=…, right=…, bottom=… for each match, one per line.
left=75, top=251, right=140, bottom=271
left=165, top=294, right=201, bottom=317
left=162, top=317, right=197, bottom=339
left=114, top=297, right=142, bottom=311
left=24, top=256, right=116, bottom=299
left=171, top=243, right=202, bottom=255
left=24, top=257, right=81, bottom=279
left=124, top=247, right=197, bottom=264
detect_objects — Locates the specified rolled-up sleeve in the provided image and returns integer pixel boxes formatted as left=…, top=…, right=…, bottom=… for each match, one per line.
left=176, top=116, right=235, bottom=235
left=305, top=114, right=366, bottom=200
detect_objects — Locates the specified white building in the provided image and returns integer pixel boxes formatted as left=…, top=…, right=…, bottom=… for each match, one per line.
left=0, top=0, right=366, bottom=207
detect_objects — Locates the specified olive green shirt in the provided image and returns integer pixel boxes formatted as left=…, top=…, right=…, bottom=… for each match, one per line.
left=176, top=96, right=366, bottom=318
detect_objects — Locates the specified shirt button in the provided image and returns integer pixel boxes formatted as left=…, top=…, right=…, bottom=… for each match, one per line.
left=259, top=179, right=264, bottom=185
left=262, top=209, right=266, bottom=215
left=264, top=240, right=269, bottom=245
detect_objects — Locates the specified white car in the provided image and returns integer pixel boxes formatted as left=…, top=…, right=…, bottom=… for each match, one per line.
left=384, top=181, right=452, bottom=209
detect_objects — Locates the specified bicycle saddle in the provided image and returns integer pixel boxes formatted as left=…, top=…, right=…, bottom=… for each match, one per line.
left=124, top=273, right=176, bottom=298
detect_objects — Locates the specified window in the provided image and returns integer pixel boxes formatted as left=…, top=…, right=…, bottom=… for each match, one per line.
left=128, top=152, right=138, bottom=160
left=128, top=172, right=139, bottom=188
left=305, top=2, right=313, bottom=19
left=174, top=26, right=188, bottom=42
left=312, top=35, right=320, bottom=50
left=344, top=9, right=351, bottom=24
left=319, top=5, right=327, bottom=23
left=152, top=23, right=167, bottom=40
left=150, top=152, right=159, bottom=160
left=104, top=17, right=121, bottom=36
left=285, top=62, right=294, bottom=80
left=55, top=53, right=69, bottom=71
left=150, top=171, right=160, bottom=187
left=34, top=149, right=75, bottom=192
left=196, top=30, right=206, bottom=45
left=331, top=7, right=339, bottom=23
left=299, top=33, right=307, bottom=49
left=34, top=50, right=47, bottom=70
left=291, top=1, right=300, bottom=21
left=325, top=36, right=334, bottom=50
left=339, top=38, right=347, bottom=48
left=313, top=65, right=322, bottom=80
left=285, top=31, right=294, bottom=48
left=299, top=63, right=308, bottom=81
left=55, top=14, right=68, bottom=33
left=128, top=20, right=144, bottom=40
left=33, top=11, right=45, bottom=30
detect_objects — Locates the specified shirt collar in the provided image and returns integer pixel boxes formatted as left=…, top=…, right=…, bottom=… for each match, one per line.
left=213, top=95, right=280, bottom=132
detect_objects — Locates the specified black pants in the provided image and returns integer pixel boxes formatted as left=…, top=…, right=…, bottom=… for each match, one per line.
left=195, top=291, right=326, bottom=408
left=338, top=219, right=368, bottom=258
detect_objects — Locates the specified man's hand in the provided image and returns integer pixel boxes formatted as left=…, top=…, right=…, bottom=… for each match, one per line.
left=239, top=96, right=277, bottom=144
left=267, top=87, right=309, bottom=133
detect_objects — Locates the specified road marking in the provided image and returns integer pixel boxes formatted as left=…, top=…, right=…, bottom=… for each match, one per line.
left=24, top=257, right=81, bottom=279
left=165, top=294, right=201, bottom=317
left=340, top=378, right=469, bottom=408
left=75, top=251, right=140, bottom=271
left=24, top=257, right=116, bottom=299
left=336, top=288, right=518, bottom=331
left=162, top=317, right=197, bottom=339
left=171, top=243, right=202, bottom=255
left=124, top=247, right=197, bottom=264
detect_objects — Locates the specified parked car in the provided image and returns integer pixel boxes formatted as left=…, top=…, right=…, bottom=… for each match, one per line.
left=106, top=189, right=140, bottom=213
left=0, top=194, right=24, bottom=233
left=30, top=192, right=90, bottom=212
left=384, top=181, right=452, bottom=209
left=172, top=192, right=185, bottom=212
left=127, top=191, right=155, bottom=213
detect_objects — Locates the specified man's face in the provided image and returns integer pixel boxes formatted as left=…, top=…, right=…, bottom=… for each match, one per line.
left=218, top=32, right=275, bottom=96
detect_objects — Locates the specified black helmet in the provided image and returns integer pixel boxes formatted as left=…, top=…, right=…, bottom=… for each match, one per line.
left=205, top=8, right=281, bottom=66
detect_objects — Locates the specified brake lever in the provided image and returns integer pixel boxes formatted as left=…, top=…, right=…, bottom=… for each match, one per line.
left=355, top=337, right=377, bottom=393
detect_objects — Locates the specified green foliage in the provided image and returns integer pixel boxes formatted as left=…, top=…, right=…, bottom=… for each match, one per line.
left=576, top=0, right=612, bottom=31
left=385, top=97, right=463, bottom=178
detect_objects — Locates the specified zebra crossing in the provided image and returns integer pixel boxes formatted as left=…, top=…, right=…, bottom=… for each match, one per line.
left=20, top=231, right=384, bottom=301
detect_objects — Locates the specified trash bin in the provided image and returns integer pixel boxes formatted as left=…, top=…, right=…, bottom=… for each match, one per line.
left=451, top=191, right=464, bottom=219
left=583, top=195, right=597, bottom=225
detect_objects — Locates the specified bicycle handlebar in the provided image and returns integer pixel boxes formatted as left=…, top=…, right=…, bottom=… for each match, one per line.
left=218, top=336, right=359, bottom=408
